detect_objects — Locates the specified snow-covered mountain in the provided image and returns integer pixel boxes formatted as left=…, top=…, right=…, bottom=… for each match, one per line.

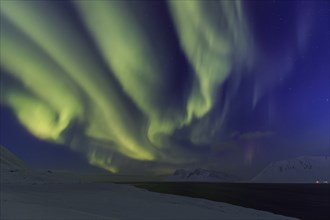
left=0, top=145, right=30, bottom=172
left=0, top=145, right=79, bottom=184
left=167, top=168, right=236, bottom=182
left=0, top=145, right=36, bottom=184
left=252, top=156, right=330, bottom=183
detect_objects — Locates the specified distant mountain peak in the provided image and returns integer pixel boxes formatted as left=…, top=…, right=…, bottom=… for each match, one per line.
left=169, top=168, right=236, bottom=182
left=0, top=145, right=30, bottom=171
left=252, top=156, right=330, bottom=183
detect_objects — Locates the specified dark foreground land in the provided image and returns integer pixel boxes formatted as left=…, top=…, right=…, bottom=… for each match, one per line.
left=129, top=182, right=330, bottom=220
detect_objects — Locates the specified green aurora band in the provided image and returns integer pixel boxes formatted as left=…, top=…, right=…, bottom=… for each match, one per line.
left=0, top=1, right=253, bottom=173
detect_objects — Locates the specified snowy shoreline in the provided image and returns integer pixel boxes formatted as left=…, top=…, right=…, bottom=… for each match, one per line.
left=1, top=182, right=297, bottom=220
left=1, top=145, right=297, bottom=219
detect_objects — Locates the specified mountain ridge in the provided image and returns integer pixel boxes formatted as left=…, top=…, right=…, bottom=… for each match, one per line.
left=167, top=168, right=237, bottom=182
left=252, top=156, right=330, bottom=183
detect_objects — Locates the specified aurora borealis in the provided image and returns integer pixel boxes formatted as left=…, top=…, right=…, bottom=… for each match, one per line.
left=0, top=1, right=329, bottom=176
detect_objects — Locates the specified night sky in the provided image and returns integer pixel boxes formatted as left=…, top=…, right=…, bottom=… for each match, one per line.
left=0, top=0, right=329, bottom=178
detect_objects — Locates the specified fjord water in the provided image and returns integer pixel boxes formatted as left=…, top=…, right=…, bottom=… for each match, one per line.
left=130, top=182, right=330, bottom=220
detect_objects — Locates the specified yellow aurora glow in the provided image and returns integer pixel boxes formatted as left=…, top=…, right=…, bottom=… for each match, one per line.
left=0, top=1, right=253, bottom=173
left=169, top=1, right=252, bottom=121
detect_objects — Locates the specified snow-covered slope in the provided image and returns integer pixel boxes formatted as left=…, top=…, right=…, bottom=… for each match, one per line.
left=0, top=146, right=296, bottom=219
left=252, top=156, right=330, bottom=183
left=0, top=145, right=30, bottom=172
left=167, top=168, right=236, bottom=182
left=1, top=183, right=297, bottom=219
left=0, top=145, right=35, bottom=184
left=0, top=145, right=79, bottom=184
